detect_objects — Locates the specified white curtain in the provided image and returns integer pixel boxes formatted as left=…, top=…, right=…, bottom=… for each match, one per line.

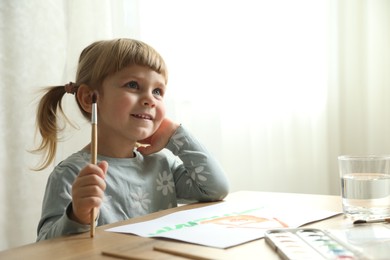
left=0, top=0, right=139, bottom=250
left=327, top=0, right=390, bottom=195
left=138, top=0, right=331, bottom=195
left=1, top=0, right=389, bottom=251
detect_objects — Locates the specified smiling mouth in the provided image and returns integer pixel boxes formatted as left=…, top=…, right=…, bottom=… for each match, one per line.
left=131, top=114, right=153, bottom=120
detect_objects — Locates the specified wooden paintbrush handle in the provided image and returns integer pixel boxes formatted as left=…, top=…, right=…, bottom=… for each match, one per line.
left=90, top=207, right=96, bottom=237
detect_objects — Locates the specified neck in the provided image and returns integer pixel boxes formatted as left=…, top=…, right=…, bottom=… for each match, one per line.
left=84, top=141, right=137, bottom=158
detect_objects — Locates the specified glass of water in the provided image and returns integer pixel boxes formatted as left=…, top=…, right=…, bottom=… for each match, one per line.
left=338, top=155, right=390, bottom=220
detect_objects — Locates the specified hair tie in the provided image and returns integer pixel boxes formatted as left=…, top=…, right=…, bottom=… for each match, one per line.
left=64, top=82, right=78, bottom=94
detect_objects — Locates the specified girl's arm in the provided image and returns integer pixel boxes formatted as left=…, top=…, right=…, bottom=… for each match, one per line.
left=137, top=118, right=229, bottom=201
left=165, top=125, right=230, bottom=202
left=37, top=161, right=107, bottom=241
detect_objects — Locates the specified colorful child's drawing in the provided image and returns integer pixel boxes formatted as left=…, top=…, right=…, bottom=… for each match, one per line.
left=200, top=215, right=288, bottom=229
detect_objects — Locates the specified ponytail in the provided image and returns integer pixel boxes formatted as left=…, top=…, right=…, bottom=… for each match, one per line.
left=32, top=85, right=76, bottom=171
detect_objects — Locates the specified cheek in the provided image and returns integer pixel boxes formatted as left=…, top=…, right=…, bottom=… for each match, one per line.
left=156, top=103, right=166, bottom=119
left=115, top=97, right=133, bottom=111
left=100, top=95, right=133, bottom=118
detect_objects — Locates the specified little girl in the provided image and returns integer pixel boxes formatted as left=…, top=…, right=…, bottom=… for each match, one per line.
left=35, top=38, right=229, bottom=241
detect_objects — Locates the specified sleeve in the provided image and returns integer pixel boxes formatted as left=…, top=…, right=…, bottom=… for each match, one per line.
left=36, top=163, right=90, bottom=241
left=165, top=125, right=230, bottom=202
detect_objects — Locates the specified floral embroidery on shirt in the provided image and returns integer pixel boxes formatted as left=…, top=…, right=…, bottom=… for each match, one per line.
left=156, top=170, right=174, bottom=196
left=171, top=132, right=187, bottom=150
left=130, top=187, right=151, bottom=214
left=185, top=161, right=210, bottom=187
left=193, top=165, right=208, bottom=181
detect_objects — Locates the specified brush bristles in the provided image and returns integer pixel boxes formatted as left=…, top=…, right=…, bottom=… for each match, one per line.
left=92, top=92, right=97, bottom=103
left=353, top=218, right=390, bottom=225
left=353, top=220, right=367, bottom=224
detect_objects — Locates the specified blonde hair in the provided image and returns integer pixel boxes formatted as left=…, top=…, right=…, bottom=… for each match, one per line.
left=33, top=38, right=168, bottom=170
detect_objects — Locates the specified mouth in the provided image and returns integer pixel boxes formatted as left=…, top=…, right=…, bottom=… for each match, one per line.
left=131, top=113, right=153, bottom=120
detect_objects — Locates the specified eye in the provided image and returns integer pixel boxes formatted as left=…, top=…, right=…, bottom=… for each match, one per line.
left=153, top=88, right=164, bottom=97
left=125, top=81, right=139, bottom=89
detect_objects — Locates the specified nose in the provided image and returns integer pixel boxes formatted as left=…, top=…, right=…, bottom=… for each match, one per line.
left=141, top=93, right=156, bottom=107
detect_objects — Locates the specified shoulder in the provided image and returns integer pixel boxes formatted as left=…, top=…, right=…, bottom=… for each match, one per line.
left=57, top=151, right=89, bottom=169
left=49, top=151, right=89, bottom=181
left=134, top=148, right=178, bottom=169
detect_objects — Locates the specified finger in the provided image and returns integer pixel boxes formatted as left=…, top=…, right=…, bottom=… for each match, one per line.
left=73, top=188, right=104, bottom=200
left=72, top=168, right=107, bottom=199
left=72, top=179, right=106, bottom=211
left=137, top=145, right=157, bottom=156
left=137, top=136, right=152, bottom=145
left=78, top=163, right=105, bottom=179
left=75, top=173, right=106, bottom=190
left=98, top=160, right=108, bottom=176
left=71, top=195, right=103, bottom=224
left=76, top=185, right=105, bottom=201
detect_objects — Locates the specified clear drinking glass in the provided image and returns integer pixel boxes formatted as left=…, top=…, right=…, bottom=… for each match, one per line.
left=338, top=155, right=390, bottom=220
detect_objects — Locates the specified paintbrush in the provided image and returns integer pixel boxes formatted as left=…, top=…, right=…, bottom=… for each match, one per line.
left=353, top=218, right=390, bottom=225
left=90, top=92, right=98, bottom=238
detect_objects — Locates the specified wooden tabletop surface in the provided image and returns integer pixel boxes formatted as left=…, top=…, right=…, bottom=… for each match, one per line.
left=0, top=191, right=346, bottom=260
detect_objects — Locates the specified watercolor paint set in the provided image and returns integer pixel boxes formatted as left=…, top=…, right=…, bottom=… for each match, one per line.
left=265, top=228, right=365, bottom=259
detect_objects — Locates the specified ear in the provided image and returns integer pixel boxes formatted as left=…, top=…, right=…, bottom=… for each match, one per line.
left=77, top=84, right=94, bottom=113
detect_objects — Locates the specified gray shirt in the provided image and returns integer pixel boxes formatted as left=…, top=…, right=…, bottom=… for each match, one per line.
left=37, top=126, right=229, bottom=241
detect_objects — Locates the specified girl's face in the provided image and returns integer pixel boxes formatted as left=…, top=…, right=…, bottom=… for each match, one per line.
left=97, top=65, right=166, bottom=156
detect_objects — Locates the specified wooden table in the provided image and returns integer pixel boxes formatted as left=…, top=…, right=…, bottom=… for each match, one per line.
left=0, top=191, right=347, bottom=259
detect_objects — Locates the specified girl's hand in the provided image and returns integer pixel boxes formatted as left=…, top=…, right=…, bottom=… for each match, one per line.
left=70, top=161, right=108, bottom=225
left=137, top=118, right=180, bottom=156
